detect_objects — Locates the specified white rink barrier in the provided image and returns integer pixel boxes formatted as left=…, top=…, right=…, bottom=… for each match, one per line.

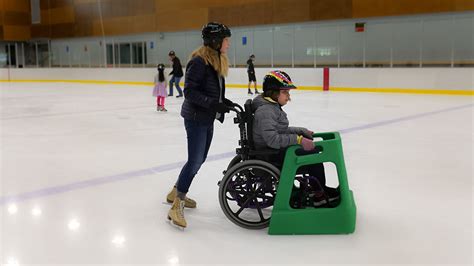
left=1, top=67, right=472, bottom=95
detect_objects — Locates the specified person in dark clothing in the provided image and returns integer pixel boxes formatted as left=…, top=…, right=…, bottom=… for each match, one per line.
left=168, top=51, right=184, bottom=98
left=246, top=54, right=260, bottom=95
left=252, top=70, right=339, bottom=208
left=166, top=22, right=234, bottom=228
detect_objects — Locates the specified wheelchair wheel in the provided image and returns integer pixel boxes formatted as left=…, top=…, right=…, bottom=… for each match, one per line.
left=226, top=155, right=242, bottom=171
left=218, top=160, right=280, bottom=229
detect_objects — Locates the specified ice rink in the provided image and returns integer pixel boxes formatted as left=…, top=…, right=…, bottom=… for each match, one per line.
left=1, top=82, right=472, bottom=265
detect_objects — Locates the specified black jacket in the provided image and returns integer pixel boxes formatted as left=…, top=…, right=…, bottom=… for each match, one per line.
left=169, top=57, right=184, bottom=77
left=247, top=59, right=255, bottom=74
left=180, top=56, right=228, bottom=124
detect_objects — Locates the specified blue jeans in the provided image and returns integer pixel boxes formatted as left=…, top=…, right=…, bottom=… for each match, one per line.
left=176, top=119, right=214, bottom=193
left=168, top=76, right=183, bottom=96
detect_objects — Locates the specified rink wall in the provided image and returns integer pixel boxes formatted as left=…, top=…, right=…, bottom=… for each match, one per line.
left=0, top=68, right=473, bottom=95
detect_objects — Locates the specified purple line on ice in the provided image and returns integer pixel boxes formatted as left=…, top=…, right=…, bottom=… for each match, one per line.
left=1, top=103, right=472, bottom=205
left=0, top=152, right=235, bottom=205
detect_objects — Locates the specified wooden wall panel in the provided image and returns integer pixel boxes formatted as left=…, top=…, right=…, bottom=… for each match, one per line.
left=131, top=14, right=156, bottom=33
left=310, top=0, right=352, bottom=21
left=31, top=24, right=51, bottom=36
left=2, top=0, right=30, bottom=12
left=353, top=0, right=474, bottom=18
left=1, top=0, right=30, bottom=40
left=73, top=0, right=97, bottom=4
left=272, top=0, right=311, bottom=24
left=453, top=0, right=474, bottom=11
left=39, top=9, right=51, bottom=25
left=208, top=0, right=274, bottom=27
left=4, top=11, right=31, bottom=25
left=238, top=1, right=274, bottom=26
left=2, top=0, right=473, bottom=40
left=156, top=8, right=208, bottom=32
left=74, top=2, right=97, bottom=21
left=49, top=6, right=75, bottom=24
left=50, top=22, right=74, bottom=38
left=47, top=0, right=74, bottom=9
left=155, top=0, right=266, bottom=13
left=4, top=25, right=30, bottom=40
left=92, top=14, right=156, bottom=36
left=74, top=21, right=93, bottom=37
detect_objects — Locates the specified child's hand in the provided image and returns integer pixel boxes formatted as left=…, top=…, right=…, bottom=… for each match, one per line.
left=301, top=137, right=314, bottom=151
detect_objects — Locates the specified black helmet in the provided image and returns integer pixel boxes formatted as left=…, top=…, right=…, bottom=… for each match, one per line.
left=168, top=51, right=175, bottom=56
left=157, top=64, right=165, bottom=70
left=262, top=70, right=297, bottom=92
left=202, top=22, right=231, bottom=51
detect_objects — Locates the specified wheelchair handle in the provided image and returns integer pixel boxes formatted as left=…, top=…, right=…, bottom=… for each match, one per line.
left=229, top=102, right=244, bottom=113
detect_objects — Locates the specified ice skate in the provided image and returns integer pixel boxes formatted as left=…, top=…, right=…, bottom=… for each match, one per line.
left=167, top=198, right=187, bottom=228
left=166, top=187, right=196, bottom=208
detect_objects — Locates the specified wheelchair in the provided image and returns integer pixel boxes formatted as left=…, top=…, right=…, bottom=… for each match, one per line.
left=218, top=99, right=356, bottom=234
left=217, top=99, right=281, bottom=229
left=218, top=99, right=327, bottom=230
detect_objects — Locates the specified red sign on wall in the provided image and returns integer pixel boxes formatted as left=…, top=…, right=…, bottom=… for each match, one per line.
left=355, top=22, right=365, bottom=32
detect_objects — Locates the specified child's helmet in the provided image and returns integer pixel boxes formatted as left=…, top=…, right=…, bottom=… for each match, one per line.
left=168, top=51, right=175, bottom=56
left=262, top=70, right=297, bottom=92
left=202, top=22, right=231, bottom=51
left=157, top=64, right=165, bottom=70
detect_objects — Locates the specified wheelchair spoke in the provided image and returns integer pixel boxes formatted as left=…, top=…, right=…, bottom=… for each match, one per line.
left=226, top=189, right=252, bottom=196
left=254, top=198, right=265, bottom=222
left=235, top=196, right=254, bottom=216
left=259, top=194, right=275, bottom=200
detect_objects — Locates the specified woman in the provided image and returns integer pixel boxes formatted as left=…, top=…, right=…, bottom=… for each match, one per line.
left=166, top=22, right=234, bottom=228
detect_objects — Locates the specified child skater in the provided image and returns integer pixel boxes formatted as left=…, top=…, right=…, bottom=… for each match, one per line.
left=153, top=64, right=168, bottom=112
left=252, top=70, right=339, bottom=207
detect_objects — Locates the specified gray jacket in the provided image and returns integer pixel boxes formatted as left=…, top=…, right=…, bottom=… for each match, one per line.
left=252, top=95, right=309, bottom=150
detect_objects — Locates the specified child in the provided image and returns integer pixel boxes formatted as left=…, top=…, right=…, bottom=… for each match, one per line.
left=153, top=64, right=168, bottom=112
left=252, top=70, right=339, bottom=207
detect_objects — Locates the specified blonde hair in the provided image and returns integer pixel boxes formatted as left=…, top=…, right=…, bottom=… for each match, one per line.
left=190, top=45, right=229, bottom=77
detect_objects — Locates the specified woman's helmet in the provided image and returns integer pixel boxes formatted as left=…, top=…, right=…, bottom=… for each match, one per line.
left=262, top=70, right=297, bottom=92
left=202, top=22, right=231, bottom=51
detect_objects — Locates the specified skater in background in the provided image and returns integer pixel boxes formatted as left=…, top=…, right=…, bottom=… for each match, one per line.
left=246, top=54, right=260, bottom=95
left=168, top=51, right=184, bottom=98
left=166, top=22, right=234, bottom=228
left=153, top=64, right=168, bottom=112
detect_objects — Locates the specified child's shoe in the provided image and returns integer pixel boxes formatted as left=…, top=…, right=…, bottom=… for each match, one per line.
left=312, top=187, right=340, bottom=207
